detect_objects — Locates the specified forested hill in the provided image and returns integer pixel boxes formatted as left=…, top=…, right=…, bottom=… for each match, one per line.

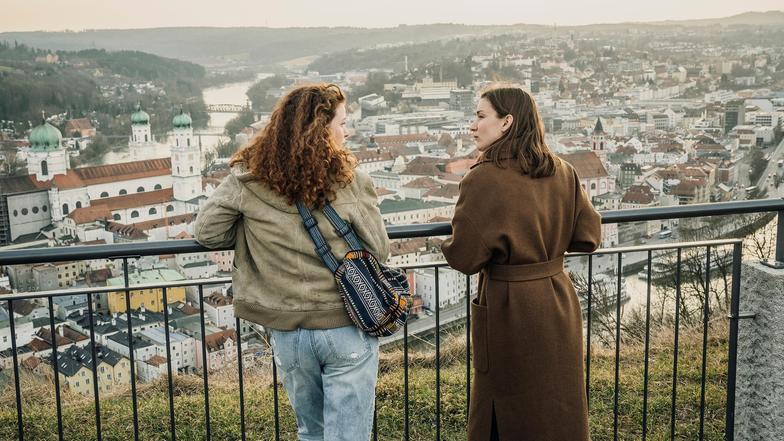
left=1, top=11, right=783, bottom=67
left=0, top=24, right=547, bottom=66
left=0, top=43, right=207, bottom=137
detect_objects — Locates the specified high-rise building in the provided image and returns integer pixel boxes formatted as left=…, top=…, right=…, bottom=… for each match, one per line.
left=724, top=100, right=745, bottom=134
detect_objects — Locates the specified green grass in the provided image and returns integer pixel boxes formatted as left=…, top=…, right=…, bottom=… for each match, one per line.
left=0, top=322, right=729, bottom=440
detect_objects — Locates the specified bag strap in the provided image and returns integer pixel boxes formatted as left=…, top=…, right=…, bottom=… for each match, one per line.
left=295, top=201, right=341, bottom=273
left=321, top=202, right=365, bottom=251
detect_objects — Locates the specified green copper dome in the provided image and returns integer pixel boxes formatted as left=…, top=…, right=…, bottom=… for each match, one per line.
left=131, top=104, right=150, bottom=125
left=172, top=109, right=192, bottom=128
left=29, top=121, right=63, bottom=152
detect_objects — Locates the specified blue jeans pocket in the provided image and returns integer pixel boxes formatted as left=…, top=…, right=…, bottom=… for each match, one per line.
left=270, top=329, right=300, bottom=373
left=323, top=326, right=375, bottom=365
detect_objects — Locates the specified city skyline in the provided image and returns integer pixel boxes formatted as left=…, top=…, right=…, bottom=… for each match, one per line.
left=2, top=0, right=783, bottom=32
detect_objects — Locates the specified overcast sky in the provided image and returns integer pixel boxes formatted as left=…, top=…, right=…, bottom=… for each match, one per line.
left=3, top=0, right=783, bottom=32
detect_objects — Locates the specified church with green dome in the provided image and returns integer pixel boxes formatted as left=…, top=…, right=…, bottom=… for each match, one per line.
left=0, top=106, right=205, bottom=246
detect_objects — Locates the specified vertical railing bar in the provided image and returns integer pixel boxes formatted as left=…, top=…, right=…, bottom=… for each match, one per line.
left=161, top=287, right=177, bottom=441
left=86, top=292, right=103, bottom=441
left=7, top=299, right=25, bottom=441
left=699, top=246, right=712, bottom=440
left=272, top=350, right=280, bottom=441
left=234, top=316, right=247, bottom=441
left=726, top=242, right=743, bottom=441
left=435, top=267, right=441, bottom=441
left=642, top=250, right=653, bottom=441
left=197, top=285, right=211, bottom=441
left=47, top=296, right=64, bottom=441
left=404, top=317, right=410, bottom=441
left=122, top=257, right=140, bottom=441
left=586, top=254, right=593, bottom=409
left=776, top=210, right=784, bottom=263
left=465, top=272, right=471, bottom=419
left=613, top=253, right=622, bottom=441
left=373, top=408, right=378, bottom=441
left=670, top=248, right=682, bottom=440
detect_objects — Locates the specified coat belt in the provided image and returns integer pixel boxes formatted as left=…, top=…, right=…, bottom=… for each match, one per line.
left=487, top=256, right=565, bottom=281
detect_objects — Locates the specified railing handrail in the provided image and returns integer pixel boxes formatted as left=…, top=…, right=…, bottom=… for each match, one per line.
left=1, top=199, right=783, bottom=265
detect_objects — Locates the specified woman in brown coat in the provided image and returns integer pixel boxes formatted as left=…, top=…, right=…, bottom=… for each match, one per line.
left=441, top=86, right=602, bottom=441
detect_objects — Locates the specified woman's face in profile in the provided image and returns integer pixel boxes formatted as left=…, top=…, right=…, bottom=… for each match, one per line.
left=328, top=102, right=349, bottom=147
left=470, top=98, right=510, bottom=152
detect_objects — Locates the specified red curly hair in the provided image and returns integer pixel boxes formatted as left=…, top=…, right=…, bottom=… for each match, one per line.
left=230, top=83, right=356, bottom=208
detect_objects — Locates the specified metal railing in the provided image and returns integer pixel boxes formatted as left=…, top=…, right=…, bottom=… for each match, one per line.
left=1, top=199, right=783, bottom=440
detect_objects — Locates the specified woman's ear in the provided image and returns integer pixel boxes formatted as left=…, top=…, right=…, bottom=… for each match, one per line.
left=501, top=114, right=514, bottom=133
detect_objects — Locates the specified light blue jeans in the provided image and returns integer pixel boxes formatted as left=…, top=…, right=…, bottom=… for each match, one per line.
left=268, top=325, right=379, bottom=441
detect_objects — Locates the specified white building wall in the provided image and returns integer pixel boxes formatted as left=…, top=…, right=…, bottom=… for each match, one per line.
left=88, top=175, right=173, bottom=200
left=414, top=268, right=476, bottom=310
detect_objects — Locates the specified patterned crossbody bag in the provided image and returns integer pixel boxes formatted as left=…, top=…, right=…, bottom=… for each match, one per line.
left=296, top=201, right=410, bottom=337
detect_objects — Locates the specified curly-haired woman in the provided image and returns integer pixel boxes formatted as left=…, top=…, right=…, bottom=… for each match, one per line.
left=195, top=84, right=390, bottom=441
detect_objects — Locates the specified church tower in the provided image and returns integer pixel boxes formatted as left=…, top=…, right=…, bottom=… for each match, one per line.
left=129, top=104, right=156, bottom=161
left=170, top=109, right=202, bottom=202
left=28, top=116, right=68, bottom=181
left=591, top=117, right=607, bottom=163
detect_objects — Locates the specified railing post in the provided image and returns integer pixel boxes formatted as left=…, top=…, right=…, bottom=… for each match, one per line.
left=726, top=242, right=742, bottom=441
left=776, top=210, right=784, bottom=264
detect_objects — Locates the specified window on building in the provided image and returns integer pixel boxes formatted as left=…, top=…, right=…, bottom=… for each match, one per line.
left=131, top=211, right=139, bottom=218
left=12, top=210, right=17, bottom=217
left=119, top=189, right=127, bottom=195
left=41, top=160, right=48, bottom=176
left=591, top=183, right=596, bottom=190
left=144, top=134, right=148, bottom=142
left=113, top=214, right=121, bottom=221
left=42, top=205, right=47, bottom=212
left=62, top=203, right=69, bottom=215
left=154, top=184, right=162, bottom=190
left=32, top=206, right=39, bottom=214
left=149, top=208, right=157, bottom=215
left=75, top=201, right=82, bottom=209
left=137, top=187, right=144, bottom=193
left=21, top=208, right=28, bottom=215
left=166, top=205, right=174, bottom=212
left=100, top=192, right=109, bottom=198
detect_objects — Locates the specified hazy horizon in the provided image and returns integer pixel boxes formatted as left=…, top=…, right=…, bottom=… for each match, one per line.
left=3, top=1, right=783, bottom=33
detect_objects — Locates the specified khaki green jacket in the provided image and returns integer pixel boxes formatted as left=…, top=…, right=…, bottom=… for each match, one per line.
left=194, top=162, right=390, bottom=330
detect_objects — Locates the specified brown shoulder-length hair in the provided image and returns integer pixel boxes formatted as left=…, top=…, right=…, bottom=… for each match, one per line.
left=230, top=83, right=356, bottom=208
left=479, top=86, right=559, bottom=178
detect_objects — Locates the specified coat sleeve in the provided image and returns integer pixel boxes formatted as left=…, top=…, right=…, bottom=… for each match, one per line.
left=194, top=174, right=243, bottom=249
left=441, top=176, right=493, bottom=275
left=567, top=168, right=602, bottom=253
left=352, top=171, right=391, bottom=263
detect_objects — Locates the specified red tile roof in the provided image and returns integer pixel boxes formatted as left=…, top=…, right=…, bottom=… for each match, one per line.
left=50, top=158, right=171, bottom=189
left=403, top=176, right=441, bottom=189
left=68, top=205, right=112, bottom=225
left=205, top=329, right=237, bottom=351
left=560, top=151, right=608, bottom=179
left=91, top=188, right=174, bottom=211
left=145, top=355, right=167, bottom=367
left=130, top=212, right=195, bottom=232
left=622, top=185, right=655, bottom=205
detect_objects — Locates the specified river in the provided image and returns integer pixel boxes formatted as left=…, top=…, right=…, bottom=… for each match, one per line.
left=199, top=73, right=273, bottom=152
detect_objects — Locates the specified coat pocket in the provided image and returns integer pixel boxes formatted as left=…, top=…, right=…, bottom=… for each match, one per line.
left=470, top=297, right=489, bottom=373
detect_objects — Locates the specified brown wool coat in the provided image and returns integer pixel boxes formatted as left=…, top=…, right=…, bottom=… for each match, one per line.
left=441, top=158, right=601, bottom=441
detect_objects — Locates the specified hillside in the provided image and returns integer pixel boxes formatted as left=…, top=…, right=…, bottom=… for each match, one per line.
left=1, top=11, right=781, bottom=68
left=0, top=43, right=207, bottom=137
